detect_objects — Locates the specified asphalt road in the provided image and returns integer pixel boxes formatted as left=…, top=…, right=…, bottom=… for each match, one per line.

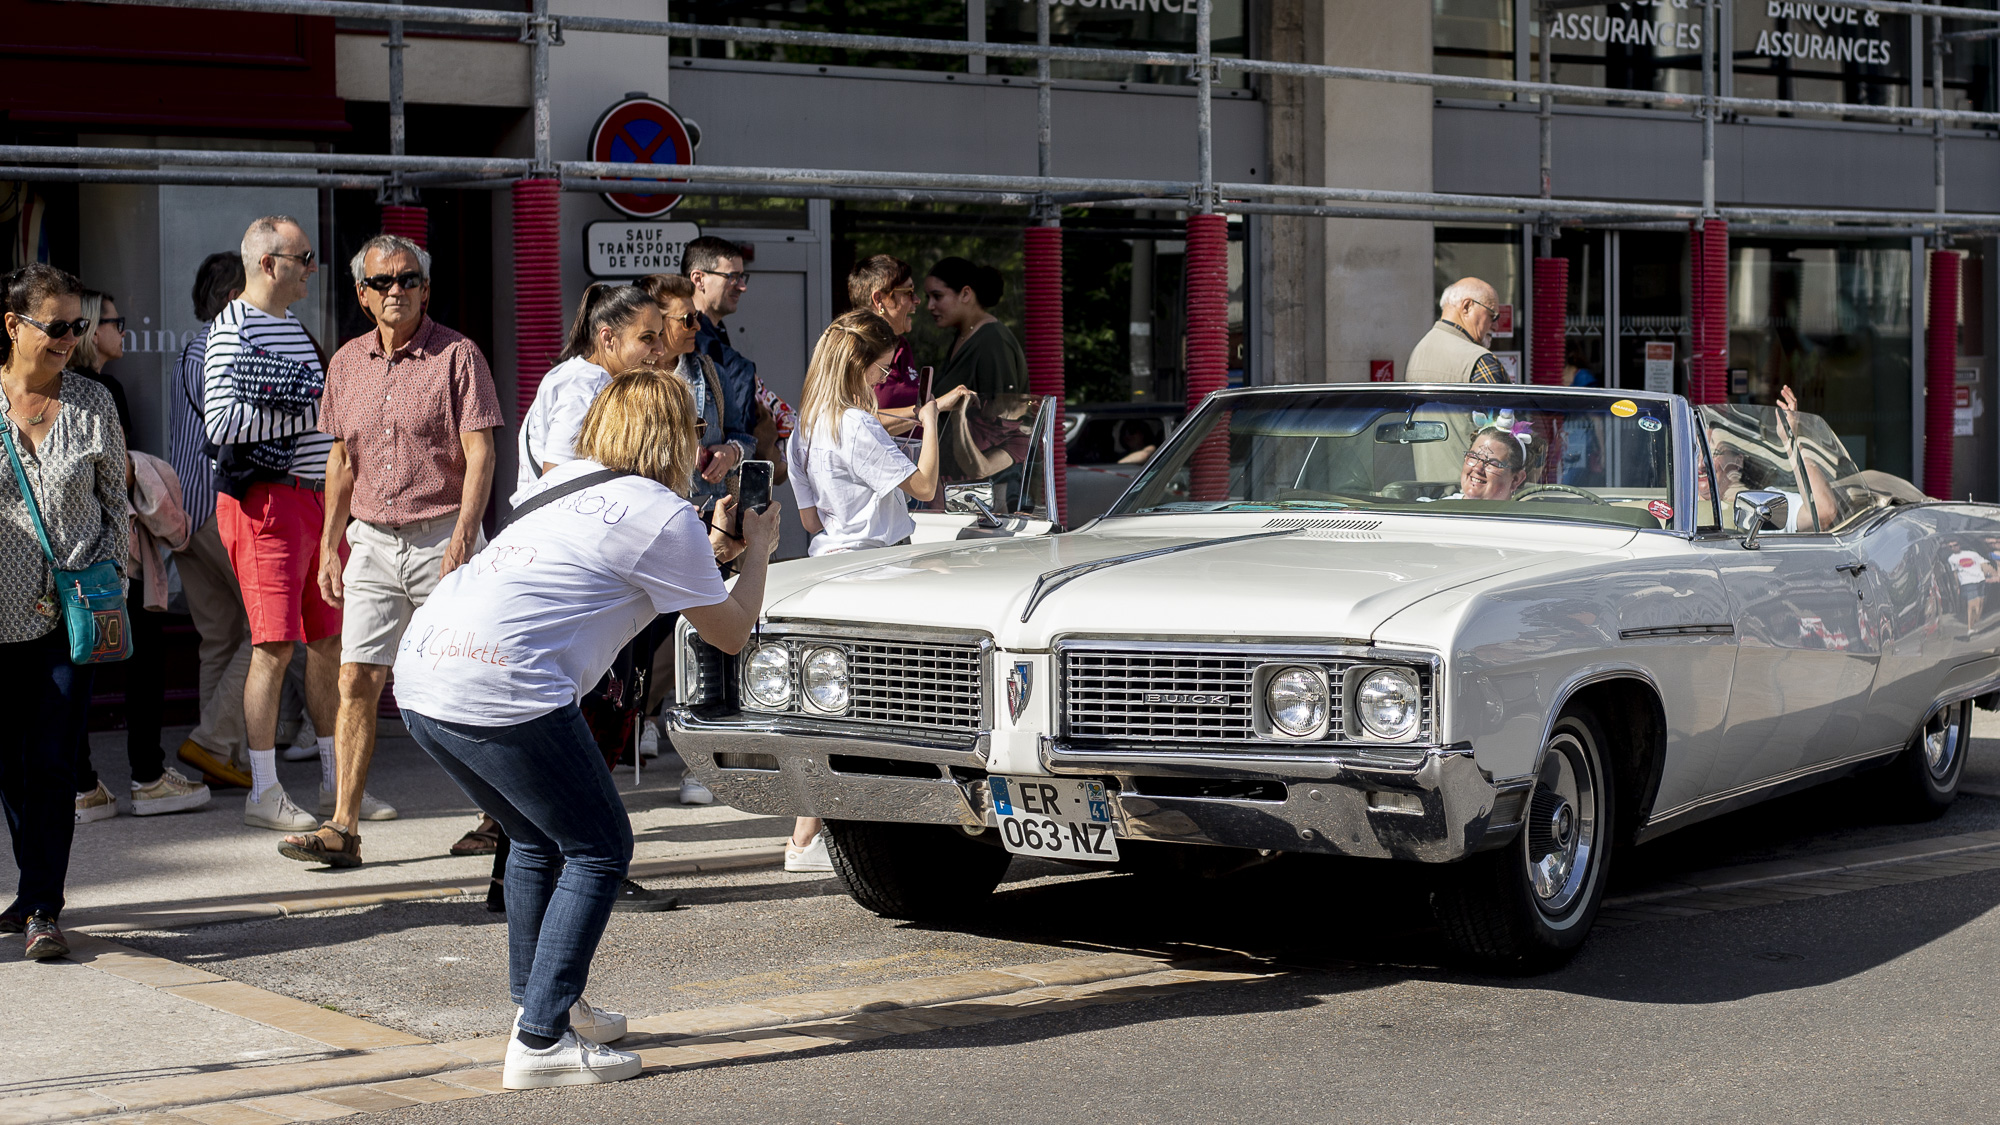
left=93, top=727, right=2000, bottom=1123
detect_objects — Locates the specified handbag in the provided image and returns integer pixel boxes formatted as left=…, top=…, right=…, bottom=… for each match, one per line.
left=0, top=421, right=131, bottom=664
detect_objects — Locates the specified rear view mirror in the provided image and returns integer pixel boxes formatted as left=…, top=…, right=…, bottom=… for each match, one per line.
left=1376, top=421, right=1449, bottom=445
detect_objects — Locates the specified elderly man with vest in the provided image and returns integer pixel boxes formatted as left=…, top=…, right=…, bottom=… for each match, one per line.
left=1406, top=277, right=1509, bottom=384
left=1405, top=277, right=1510, bottom=484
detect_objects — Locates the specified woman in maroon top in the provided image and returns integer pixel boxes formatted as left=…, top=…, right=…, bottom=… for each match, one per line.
left=847, top=256, right=924, bottom=440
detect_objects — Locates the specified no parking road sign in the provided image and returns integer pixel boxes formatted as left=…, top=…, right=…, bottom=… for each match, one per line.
left=589, top=94, right=696, bottom=218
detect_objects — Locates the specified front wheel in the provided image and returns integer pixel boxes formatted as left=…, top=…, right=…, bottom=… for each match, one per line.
left=1886, top=700, right=1970, bottom=821
left=1431, top=709, right=1616, bottom=973
left=824, top=820, right=1012, bottom=921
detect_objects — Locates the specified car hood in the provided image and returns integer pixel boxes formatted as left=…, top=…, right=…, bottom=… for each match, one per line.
left=762, top=515, right=1640, bottom=649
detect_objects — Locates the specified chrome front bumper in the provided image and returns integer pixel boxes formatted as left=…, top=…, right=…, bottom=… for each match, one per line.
left=668, top=712, right=1528, bottom=863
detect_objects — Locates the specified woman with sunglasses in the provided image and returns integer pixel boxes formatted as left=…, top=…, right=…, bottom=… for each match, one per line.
left=848, top=255, right=925, bottom=440
left=637, top=274, right=732, bottom=512
left=0, top=264, right=130, bottom=961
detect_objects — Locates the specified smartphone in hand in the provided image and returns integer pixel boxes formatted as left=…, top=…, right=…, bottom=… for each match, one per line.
left=732, top=459, right=773, bottom=539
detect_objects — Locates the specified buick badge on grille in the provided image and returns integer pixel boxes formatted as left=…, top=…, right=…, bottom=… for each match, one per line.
left=1007, top=661, right=1034, bottom=721
left=1145, top=692, right=1233, bottom=705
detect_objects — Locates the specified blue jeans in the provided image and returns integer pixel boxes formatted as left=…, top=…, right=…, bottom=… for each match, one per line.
left=0, top=623, right=87, bottom=919
left=403, top=705, right=632, bottom=1039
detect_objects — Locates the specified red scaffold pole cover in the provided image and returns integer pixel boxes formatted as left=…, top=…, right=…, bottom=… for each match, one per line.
left=512, top=178, right=563, bottom=422
left=380, top=204, right=429, bottom=250
left=1023, top=225, right=1068, bottom=524
left=1531, top=256, right=1568, bottom=386
left=1687, top=220, right=1730, bottom=406
left=1926, top=249, right=1962, bottom=498
left=1184, top=212, right=1230, bottom=502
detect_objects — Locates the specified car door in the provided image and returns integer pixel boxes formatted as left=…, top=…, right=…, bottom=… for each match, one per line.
left=1696, top=404, right=1881, bottom=795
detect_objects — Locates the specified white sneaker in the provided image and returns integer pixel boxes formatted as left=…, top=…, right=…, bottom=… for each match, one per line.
left=502, top=1030, right=641, bottom=1090
left=638, top=722, right=661, bottom=761
left=678, top=776, right=714, bottom=806
left=317, top=788, right=399, bottom=821
left=785, top=831, right=833, bottom=873
left=131, top=768, right=211, bottom=816
left=244, top=785, right=317, bottom=831
left=517, top=997, right=628, bottom=1045
left=281, top=743, right=320, bottom=762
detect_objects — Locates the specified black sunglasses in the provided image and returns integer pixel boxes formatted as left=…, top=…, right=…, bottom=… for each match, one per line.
left=99, top=317, right=127, bottom=331
left=14, top=313, right=91, bottom=340
left=671, top=311, right=699, bottom=329
left=360, top=271, right=425, bottom=293
left=268, top=250, right=315, bottom=267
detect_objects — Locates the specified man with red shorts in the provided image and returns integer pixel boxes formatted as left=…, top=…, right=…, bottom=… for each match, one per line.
left=203, top=215, right=340, bottom=832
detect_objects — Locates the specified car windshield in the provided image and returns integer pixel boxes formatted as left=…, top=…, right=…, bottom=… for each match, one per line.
left=1106, top=388, right=1679, bottom=531
left=1698, top=402, right=1866, bottom=533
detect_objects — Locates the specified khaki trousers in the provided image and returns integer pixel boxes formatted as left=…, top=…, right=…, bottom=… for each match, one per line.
left=174, top=516, right=253, bottom=762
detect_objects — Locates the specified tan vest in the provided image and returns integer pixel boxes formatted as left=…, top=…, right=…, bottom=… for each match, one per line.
left=1405, top=319, right=1492, bottom=383
left=1404, top=319, right=1490, bottom=482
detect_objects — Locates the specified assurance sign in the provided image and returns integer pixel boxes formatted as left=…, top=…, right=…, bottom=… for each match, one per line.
left=586, top=221, right=700, bottom=278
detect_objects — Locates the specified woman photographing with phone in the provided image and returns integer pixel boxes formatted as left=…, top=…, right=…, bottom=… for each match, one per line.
left=393, top=370, right=779, bottom=1090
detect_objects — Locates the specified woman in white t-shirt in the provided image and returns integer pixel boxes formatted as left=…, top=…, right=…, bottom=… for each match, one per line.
left=778, top=310, right=969, bottom=869
left=395, top=370, right=779, bottom=1091
left=787, top=309, right=971, bottom=557
left=512, top=284, right=666, bottom=505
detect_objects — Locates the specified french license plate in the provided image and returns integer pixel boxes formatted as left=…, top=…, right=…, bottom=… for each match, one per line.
left=989, top=776, right=1120, bottom=862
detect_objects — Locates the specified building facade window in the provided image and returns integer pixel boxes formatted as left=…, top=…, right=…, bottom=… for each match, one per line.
left=1533, top=0, right=1706, bottom=99
left=1732, top=3, right=1911, bottom=109
left=669, top=0, right=1246, bottom=86
left=1729, top=237, right=1913, bottom=476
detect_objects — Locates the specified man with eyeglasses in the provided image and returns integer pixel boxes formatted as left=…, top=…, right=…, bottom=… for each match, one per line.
left=204, top=214, right=341, bottom=834
left=1406, top=277, right=1509, bottom=385
left=682, top=236, right=760, bottom=497
left=273, top=233, right=502, bottom=870
left=1405, top=276, right=1510, bottom=483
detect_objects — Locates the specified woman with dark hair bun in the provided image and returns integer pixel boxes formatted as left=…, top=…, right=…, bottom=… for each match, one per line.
left=924, top=257, right=1026, bottom=402
left=513, top=284, right=665, bottom=506
left=0, top=262, right=130, bottom=960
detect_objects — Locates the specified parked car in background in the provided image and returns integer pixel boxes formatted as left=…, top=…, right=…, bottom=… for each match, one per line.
left=674, top=383, right=2000, bottom=971
left=1062, top=402, right=1184, bottom=525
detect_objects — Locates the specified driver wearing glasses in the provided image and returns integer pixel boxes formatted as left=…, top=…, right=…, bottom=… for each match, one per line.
left=1447, top=429, right=1530, bottom=502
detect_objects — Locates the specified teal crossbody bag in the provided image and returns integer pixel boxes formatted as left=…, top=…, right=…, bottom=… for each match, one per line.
left=0, top=421, right=131, bottom=664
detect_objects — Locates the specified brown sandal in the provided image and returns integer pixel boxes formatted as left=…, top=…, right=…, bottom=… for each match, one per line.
left=450, top=815, right=502, bottom=856
left=278, top=822, right=363, bottom=869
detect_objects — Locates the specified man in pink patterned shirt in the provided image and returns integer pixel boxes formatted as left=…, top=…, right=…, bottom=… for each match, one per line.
left=278, top=234, right=502, bottom=869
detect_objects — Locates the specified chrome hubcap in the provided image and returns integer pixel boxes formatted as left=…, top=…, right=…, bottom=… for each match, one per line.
left=1525, top=730, right=1597, bottom=914
left=1924, top=704, right=1964, bottom=780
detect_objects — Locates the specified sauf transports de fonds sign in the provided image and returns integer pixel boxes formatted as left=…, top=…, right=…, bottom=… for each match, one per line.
left=585, top=221, right=701, bottom=279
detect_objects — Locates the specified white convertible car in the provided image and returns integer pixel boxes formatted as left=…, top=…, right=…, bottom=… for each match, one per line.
left=672, top=384, right=2000, bottom=969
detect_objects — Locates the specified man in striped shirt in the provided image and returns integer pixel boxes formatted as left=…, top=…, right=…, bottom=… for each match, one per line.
left=203, top=215, right=339, bottom=833
left=167, top=252, right=255, bottom=793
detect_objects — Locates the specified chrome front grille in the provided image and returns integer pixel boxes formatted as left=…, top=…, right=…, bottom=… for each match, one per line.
left=744, top=632, right=987, bottom=734
left=1061, top=645, right=1428, bottom=746
left=1063, top=650, right=1268, bottom=742
left=843, top=640, right=984, bottom=730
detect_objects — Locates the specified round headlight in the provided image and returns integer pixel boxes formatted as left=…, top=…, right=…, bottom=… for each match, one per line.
left=802, top=647, right=850, bottom=714
left=744, top=643, right=793, bottom=709
left=1355, top=667, right=1421, bottom=741
left=1265, top=666, right=1328, bottom=737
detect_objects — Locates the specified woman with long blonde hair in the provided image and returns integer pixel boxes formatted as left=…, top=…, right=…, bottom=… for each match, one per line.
left=392, top=367, right=779, bottom=1091
left=782, top=310, right=969, bottom=873
left=789, top=309, right=970, bottom=558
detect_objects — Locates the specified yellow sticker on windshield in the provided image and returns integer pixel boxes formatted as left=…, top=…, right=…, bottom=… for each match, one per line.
left=1610, top=399, right=1638, bottom=418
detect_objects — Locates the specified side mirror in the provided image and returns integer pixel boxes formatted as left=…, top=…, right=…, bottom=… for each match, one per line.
left=1734, top=489, right=1789, bottom=549
left=944, top=483, right=1001, bottom=528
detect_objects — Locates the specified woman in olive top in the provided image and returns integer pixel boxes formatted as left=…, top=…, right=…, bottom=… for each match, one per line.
left=924, top=257, right=1026, bottom=400
left=923, top=258, right=1030, bottom=510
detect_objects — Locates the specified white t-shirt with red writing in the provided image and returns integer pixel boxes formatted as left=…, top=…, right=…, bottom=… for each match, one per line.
left=392, top=459, right=727, bottom=726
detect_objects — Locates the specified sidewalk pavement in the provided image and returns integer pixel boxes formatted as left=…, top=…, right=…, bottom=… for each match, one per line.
left=23, top=722, right=791, bottom=932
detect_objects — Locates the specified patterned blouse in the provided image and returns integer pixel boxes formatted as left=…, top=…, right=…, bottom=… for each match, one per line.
left=0, top=373, right=130, bottom=644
